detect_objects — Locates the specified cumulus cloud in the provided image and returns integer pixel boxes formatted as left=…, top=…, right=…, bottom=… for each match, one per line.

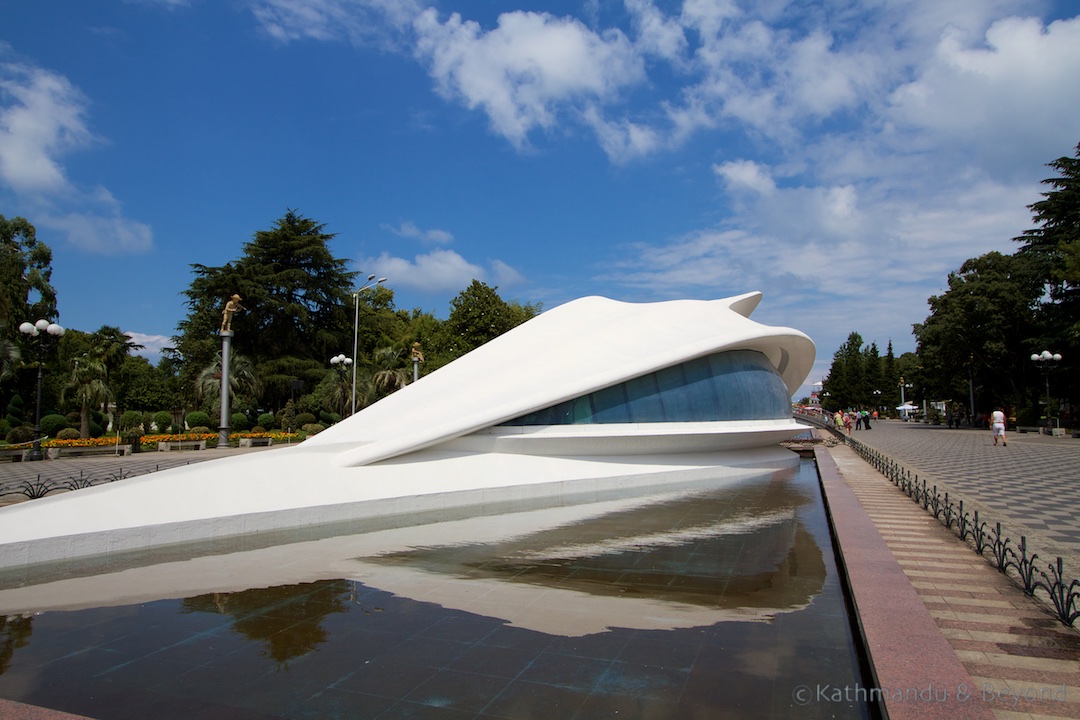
left=413, top=8, right=644, bottom=148
left=0, top=61, right=153, bottom=253
left=888, top=15, right=1080, bottom=173
left=365, top=248, right=524, bottom=292
left=714, top=160, right=776, bottom=196
left=0, top=63, right=93, bottom=194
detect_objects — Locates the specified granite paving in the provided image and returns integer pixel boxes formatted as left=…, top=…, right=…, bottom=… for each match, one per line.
left=830, top=419, right=1080, bottom=580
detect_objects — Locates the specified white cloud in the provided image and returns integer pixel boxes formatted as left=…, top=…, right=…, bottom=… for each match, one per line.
left=384, top=220, right=453, bottom=244
left=0, top=63, right=93, bottom=194
left=248, top=0, right=422, bottom=48
left=0, top=61, right=153, bottom=254
left=125, top=331, right=173, bottom=360
left=39, top=210, right=153, bottom=254
left=624, top=0, right=688, bottom=63
left=413, top=8, right=644, bottom=148
left=888, top=15, right=1080, bottom=172
left=366, top=248, right=484, bottom=291
left=365, top=248, right=524, bottom=292
left=490, top=259, right=525, bottom=287
left=582, top=106, right=663, bottom=163
left=714, top=159, right=776, bottom=196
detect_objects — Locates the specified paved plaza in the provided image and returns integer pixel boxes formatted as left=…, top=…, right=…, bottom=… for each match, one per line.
left=830, top=419, right=1080, bottom=578
left=0, top=445, right=282, bottom=507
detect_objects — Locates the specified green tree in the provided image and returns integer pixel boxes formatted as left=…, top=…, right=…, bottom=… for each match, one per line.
left=61, top=357, right=112, bottom=438
left=441, top=280, right=540, bottom=359
left=1013, top=142, right=1079, bottom=412
left=1014, top=142, right=1080, bottom=314
left=195, top=350, right=261, bottom=417
left=0, top=215, right=57, bottom=340
left=913, top=252, right=1044, bottom=415
left=822, top=332, right=865, bottom=411
left=368, top=346, right=409, bottom=397
left=174, top=210, right=358, bottom=410
left=90, top=326, right=144, bottom=378
left=114, top=355, right=177, bottom=412
left=0, top=338, right=19, bottom=384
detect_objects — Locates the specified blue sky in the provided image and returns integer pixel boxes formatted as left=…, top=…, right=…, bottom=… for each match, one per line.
left=3, top=0, right=1080, bottom=400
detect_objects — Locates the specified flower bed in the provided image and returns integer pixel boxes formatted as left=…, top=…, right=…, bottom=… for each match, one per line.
left=4, top=431, right=299, bottom=451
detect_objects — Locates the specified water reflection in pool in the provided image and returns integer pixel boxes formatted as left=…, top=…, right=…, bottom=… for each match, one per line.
left=0, top=459, right=872, bottom=719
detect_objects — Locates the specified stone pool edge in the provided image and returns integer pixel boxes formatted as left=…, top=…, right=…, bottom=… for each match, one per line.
left=814, top=445, right=993, bottom=720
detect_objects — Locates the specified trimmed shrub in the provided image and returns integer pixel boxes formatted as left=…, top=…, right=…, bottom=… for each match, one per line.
left=0, top=419, right=9, bottom=438
left=57, top=428, right=81, bottom=440
left=153, top=411, right=172, bottom=432
left=6, top=426, right=34, bottom=444
left=257, top=413, right=277, bottom=430
left=119, top=410, right=142, bottom=431
left=251, top=425, right=266, bottom=433
left=189, top=426, right=212, bottom=434
left=142, top=412, right=155, bottom=431
left=301, top=423, right=325, bottom=435
left=40, top=413, right=69, bottom=438
left=186, top=411, right=211, bottom=429
left=65, top=411, right=80, bottom=425
left=231, top=413, right=249, bottom=432
left=294, top=412, right=317, bottom=427
left=280, top=403, right=296, bottom=432
left=318, top=411, right=338, bottom=425
left=6, top=394, right=25, bottom=426
left=89, top=421, right=104, bottom=438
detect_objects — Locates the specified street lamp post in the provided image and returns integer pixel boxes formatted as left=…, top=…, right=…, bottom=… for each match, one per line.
left=330, top=354, right=353, bottom=418
left=898, top=376, right=913, bottom=420
left=351, top=274, right=386, bottom=416
left=1030, top=350, right=1062, bottom=431
left=18, top=319, right=65, bottom=461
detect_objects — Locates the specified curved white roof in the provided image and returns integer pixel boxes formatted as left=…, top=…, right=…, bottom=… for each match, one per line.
left=305, top=292, right=815, bottom=467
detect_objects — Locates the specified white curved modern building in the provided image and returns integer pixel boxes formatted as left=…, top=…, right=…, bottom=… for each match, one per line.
left=0, top=292, right=815, bottom=570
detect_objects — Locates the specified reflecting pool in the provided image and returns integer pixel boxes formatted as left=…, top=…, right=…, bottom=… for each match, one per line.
left=0, top=459, right=873, bottom=719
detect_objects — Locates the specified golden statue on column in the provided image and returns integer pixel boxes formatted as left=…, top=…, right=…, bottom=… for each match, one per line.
left=221, top=294, right=245, bottom=332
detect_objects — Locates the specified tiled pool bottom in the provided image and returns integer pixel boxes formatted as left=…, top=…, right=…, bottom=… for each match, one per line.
left=0, top=459, right=875, bottom=719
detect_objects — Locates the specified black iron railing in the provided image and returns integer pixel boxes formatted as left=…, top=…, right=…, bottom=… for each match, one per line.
left=799, top=415, right=1080, bottom=626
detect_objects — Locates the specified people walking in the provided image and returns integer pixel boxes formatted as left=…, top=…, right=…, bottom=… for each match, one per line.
left=991, top=407, right=1007, bottom=446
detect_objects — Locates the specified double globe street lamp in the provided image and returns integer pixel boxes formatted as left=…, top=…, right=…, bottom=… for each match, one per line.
left=18, top=319, right=65, bottom=461
left=330, top=353, right=354, bottom=419
left=1030, top=350, right=1063, bottom=431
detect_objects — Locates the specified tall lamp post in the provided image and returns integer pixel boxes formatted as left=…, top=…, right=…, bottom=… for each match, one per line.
left=18, top=319, right=65, bottom=461
left=351, top=274, right=386, bottom=416
left=330, top=353, right=353, bottom=418
left=1030, top=350, right=1062, bottom=431
left=898, top=376, right=913, bottom=419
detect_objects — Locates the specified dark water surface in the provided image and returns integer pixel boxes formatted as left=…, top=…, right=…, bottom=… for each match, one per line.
left=0, top=459, right=872, bottom=719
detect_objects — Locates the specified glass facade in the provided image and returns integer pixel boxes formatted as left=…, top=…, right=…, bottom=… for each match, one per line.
left=502, top=350, right=792, bottom=426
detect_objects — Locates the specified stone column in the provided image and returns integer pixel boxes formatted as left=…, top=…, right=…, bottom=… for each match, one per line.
left=219, top=330, right=233, bottom=449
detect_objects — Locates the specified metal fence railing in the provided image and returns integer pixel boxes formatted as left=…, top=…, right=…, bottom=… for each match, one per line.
left=799, top=413, right=1080, bottom=627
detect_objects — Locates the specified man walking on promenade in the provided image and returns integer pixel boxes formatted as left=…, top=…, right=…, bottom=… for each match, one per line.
left=991, top=407, right=1007, bottom=446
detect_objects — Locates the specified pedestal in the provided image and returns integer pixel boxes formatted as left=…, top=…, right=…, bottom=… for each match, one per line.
left=219, top=331, right=233, bottom=449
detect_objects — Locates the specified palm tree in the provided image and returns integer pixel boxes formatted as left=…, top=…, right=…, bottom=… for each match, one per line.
left=62, top=358, right=112, bottom=438
left=90, top=325, right=144, bottom=377
left=195, top=350, right=260, bottom=413
left=0, top=337, right=19, bottom=383
left=368, top=347, right=409, bottom=397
